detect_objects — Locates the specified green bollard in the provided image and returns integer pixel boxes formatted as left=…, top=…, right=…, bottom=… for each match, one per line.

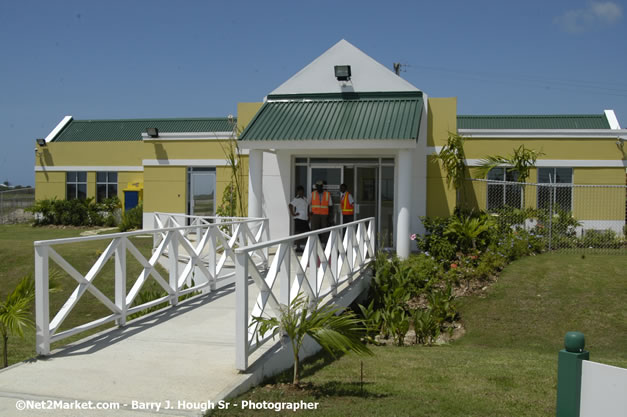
left=556, top=332, right=589, bottom=417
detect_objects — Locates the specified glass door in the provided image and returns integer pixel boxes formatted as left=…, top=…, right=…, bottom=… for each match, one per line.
left=187, top=167, right=216, bottom=218
left=355, top=167, right=377, bottom=222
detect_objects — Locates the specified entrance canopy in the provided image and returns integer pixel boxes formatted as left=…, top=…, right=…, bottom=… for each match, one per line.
left=240, top=92, right=423, bottom=142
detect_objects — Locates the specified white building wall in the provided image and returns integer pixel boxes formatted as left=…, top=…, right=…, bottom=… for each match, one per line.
left=261, top=150, right=292, bottom=240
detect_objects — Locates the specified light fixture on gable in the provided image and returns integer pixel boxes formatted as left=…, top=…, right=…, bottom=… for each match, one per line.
left=36, top=138, right=47, bottom=147
left=334, top=65, right=351, bottom=81
left=146, top=127, right=159, bottom=138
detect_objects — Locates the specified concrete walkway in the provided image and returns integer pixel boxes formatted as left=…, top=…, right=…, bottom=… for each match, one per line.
left=0, top=284, right=270, bottom=417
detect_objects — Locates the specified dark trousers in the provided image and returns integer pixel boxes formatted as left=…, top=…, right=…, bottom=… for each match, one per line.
left=342, top=215, right=354, bottom=224
left=293, top=218, right=309, bottom=248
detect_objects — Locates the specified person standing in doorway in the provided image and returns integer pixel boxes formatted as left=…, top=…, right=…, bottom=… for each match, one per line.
left=288, top=185, right=309, bottom=253
left=339, top=183, right=354, bottom=224
left=309, top=180, right=332, bottom=232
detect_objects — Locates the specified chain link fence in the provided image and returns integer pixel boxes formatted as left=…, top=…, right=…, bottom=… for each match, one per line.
left=460, top=179, right=627, bottom=253
left=0, top=188, right=35, bottom=224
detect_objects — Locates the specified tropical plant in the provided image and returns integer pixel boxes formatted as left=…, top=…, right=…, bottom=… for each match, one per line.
left=475, top=144, right=544, bottom=184
left=0, top=276, right=35, bottom=368
left=251, top=294, right=372, bottom=385
left=444, top=215, right=492, bottom=252
left=432, top=132, right=467, bottom=198
left=218, top=116, right=246, bottom=217
left=412, top=309, right=439, bottom=345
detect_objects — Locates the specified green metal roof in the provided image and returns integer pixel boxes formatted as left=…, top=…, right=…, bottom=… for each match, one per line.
left=457, top=114, right=610, bottom=130
left=53, top=118, right=235, bottom=142
left=240, top=92, right=423, bottom=141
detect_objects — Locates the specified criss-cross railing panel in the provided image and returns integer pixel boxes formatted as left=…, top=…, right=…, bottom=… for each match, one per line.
left=235, top=218, right=375, bottom=370
left=35, top=215, right=269, bottom=355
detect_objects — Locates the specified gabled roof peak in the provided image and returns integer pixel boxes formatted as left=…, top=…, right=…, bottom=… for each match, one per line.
left=270, top=39, right=420, bottom=96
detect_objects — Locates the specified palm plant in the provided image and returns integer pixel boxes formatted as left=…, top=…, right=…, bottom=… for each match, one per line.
left=475, top=144, right=544, bottom=184
left=444, top=216, right=492, bottom=252
left=0, top=276, right=35, bottom=368
left=251, top=293, right=372, bottom=385
left=432, top=132, right=467, bottom=200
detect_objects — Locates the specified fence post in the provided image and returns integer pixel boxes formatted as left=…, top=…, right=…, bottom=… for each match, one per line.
left=556, top=331, right=589, bottom=417
left=34, top=245, right=50, bottom=355
left=169, top=231, right=179, bottom=306
left=235, top=251, right=249, bottom=370
left=115, top=238, right=127, bottom=326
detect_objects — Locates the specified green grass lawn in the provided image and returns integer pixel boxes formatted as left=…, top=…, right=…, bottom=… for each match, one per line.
left=211, top=252, right=627, bottom=417
left=0, top=224, right=163, bottom=366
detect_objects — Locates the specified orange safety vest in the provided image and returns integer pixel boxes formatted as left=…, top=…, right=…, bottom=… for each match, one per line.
left=341, top=192, right=354, bottom=215
left=311, top=190, right=330, bottom=215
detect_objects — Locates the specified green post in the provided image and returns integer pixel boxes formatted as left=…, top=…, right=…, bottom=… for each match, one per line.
left=556, top=332, right=589, bottom=417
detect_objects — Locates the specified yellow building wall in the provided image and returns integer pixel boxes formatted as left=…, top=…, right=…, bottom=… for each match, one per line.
left=143, top=166, right=186, bottom=214
left=35, top=142, right=144, bottom=167
left=426, top=97, right=458, bottom=217
left=463, top=138, right=622, bottom=160
left=573, top=168, right=625, bottom=220
left=34, top=171, right=66, bottom=200
left=237, top=102, right=263, bottom=134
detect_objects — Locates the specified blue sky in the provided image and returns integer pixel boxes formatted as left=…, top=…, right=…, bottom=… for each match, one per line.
left=1, top=0, right=626, bottom=186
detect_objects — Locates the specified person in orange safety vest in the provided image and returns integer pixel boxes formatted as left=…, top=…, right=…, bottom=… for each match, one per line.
left=309, top=180, right=332, bottom=232
left=339, top=183, right=354, bottom=224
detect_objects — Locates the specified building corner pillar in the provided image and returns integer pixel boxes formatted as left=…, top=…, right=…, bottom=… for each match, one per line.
left=248, top=149, right=263, bottom=218
left=396, top=150, right=412, bottom=259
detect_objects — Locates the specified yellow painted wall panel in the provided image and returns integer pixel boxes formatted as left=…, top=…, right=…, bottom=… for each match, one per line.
left=142, top=140, right=233, bottom=161
left=427, top=98, right=457, bottom=147
left=87, top=172, right=96, bottom=199
left=35, top=171, right=65, bottom=200
left=143, top=166, right=186, bottom=213
left=35, top=142, right=144, bottom=167
left=426, top=156, right=456, bottom=217
left=463, top=138, right=623, bottom=160
left=237, top=103, right=263, bottom=134
left=574, top=168, right=625, bottom=185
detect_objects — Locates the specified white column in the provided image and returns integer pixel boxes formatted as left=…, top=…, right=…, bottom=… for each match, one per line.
left=396, top=150, right=412, bottom=259
left=248, top=149, right=263, bottom=218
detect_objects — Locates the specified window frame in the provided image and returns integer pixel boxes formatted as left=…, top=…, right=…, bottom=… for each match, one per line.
left=486, top=167, right=523, bottom=211
left=66, top=171, right=87, bottom=200
left=537, top=167, right=574, bottom=213
left=96, top=171, right=118, bottom=202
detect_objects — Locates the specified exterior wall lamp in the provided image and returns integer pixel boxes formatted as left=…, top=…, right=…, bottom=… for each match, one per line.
left=334, top=65, right=351, bottom=81
left=146, top=128, right=159, bottom=138
left=36, top=138, right=46, bottom=147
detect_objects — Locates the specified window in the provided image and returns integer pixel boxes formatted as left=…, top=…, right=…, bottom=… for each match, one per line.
left=66, top=172, right=87, bottom=200
left=538, top=168, right=573, bottom=212
left=486, top=168, right=522, bottom=210
left=96, top=172, right=118, bottom=202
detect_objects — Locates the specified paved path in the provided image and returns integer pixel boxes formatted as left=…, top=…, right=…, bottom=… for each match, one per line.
left=0, top=284, right=269, bottom=417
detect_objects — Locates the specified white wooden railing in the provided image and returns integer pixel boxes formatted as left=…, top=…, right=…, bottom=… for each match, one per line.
left=35, top=215, right=269, bottom=355
left=234, top=217, right=375, bottom=370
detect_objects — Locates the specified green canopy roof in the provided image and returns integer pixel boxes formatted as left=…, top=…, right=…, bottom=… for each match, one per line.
left=240, top=92, right=423, bottom=141
left=457, top=114, right=610, bottom=130
left=53, top=118, right=234, bottom=142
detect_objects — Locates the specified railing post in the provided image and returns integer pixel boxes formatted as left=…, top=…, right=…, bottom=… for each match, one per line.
left=208, top=226, right=217, bottom=291
left=263, top=219, right=270, bottom=269
left=115, top=238, right=127, bottom=326
left=169, top=231, right=179, bottom=306
left=330, top=230, right=338, bottom=296
left=556, top=331, right=589, bottom=417
left=34, top=245, right=50, bottom=356
left=280, top=243, right=290, bottom=306
left=309, top=237, right=319, bottom=300
left=235, top=251, right=249, bottom=370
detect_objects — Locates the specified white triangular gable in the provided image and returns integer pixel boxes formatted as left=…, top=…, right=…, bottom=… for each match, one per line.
left=270, top=39, right=420, bottom=95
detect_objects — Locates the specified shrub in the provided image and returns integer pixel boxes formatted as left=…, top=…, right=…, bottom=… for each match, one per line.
left=579, top=229, right=621, bottom=249
left=28, top=197, right=120, bottom=227
left=119, top=203, right=143, bottom=232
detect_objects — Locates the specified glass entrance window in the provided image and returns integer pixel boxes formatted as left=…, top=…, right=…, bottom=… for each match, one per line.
left=294, top=158, right=396, bottom=249
left=187, top=167, right=216, bottom=217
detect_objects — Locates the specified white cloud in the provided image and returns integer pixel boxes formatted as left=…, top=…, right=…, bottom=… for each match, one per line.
left=554, top=1, right=623, bottom=33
